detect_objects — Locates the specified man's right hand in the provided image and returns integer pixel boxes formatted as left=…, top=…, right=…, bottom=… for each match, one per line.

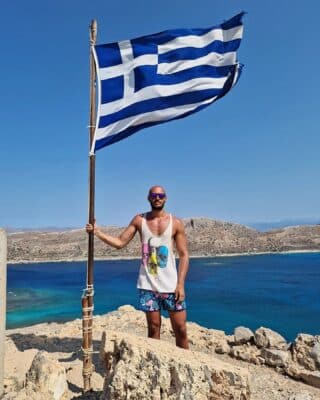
left=86, top=221, right=98, bottom=234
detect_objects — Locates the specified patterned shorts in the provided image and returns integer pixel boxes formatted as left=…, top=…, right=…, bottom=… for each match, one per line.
left=138, top=289, right=187, bottom=312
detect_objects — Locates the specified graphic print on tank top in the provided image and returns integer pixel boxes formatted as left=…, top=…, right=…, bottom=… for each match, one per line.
left=138, top=213, right=177, bottom=293
left=142, top=237, right=169, bottom=276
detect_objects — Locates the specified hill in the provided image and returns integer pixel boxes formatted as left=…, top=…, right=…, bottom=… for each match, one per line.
left=7, top=218, right=320, bottom=263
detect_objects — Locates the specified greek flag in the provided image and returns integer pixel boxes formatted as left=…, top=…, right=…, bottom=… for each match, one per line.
left=91, top=12, right=244, bottom=152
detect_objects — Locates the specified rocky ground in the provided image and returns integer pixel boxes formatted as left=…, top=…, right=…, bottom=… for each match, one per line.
left=3, top=305, right=320, bottom=400
left=7, top=218, right=320, bottom=263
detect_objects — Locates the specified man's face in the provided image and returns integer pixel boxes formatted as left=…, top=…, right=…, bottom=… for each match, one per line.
left=148, top=187, right=167, bottom=210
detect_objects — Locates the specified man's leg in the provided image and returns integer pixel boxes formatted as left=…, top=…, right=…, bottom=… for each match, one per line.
left=145, top=311, right=161, bottom=339
left=169, top=310, right=189, bottom=349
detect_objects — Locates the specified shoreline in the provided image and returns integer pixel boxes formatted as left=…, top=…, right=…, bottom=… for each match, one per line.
left=7, top=249, right=320, bottom=266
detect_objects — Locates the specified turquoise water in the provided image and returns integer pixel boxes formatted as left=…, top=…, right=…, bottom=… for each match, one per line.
left=6, top=253, right=320, bottom=341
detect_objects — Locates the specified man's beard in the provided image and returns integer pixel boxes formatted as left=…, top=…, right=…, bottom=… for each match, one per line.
left=150, top=202, right=165, bottom=211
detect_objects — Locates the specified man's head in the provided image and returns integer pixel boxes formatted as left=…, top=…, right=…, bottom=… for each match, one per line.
left=148, top=185, right=167, bottom=211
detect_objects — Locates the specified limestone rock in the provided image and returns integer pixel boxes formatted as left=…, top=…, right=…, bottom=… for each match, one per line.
left=298, top=371, right=320, bottom=389
left=254, top=327, right=287, bottom=350
left=230, top=345, right=261, bottom=364
left=289, top=392, right=314, bottom=400
left=311, top=343, right=320, bottom=366
left=26, top=351, right=68, bottom=400
left=215, top=342, right=231, bottom=354
left=234, top=326, right=254, bottom=345
left=260, top=348, right=290, bottom=367
left=286, top=363, right=320, bottom=389
left=100, top=330, right=251, bottom=400
left=187, top=323, right=229, bottom=353
left=292, top=334, right=320, bottom=371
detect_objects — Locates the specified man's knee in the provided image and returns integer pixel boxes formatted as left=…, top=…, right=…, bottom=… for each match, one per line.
left=147, top=316, right=161, bottom=337
left=173, top=322, right=187, bottom=338
left=148, top=321, right=161, bottom=332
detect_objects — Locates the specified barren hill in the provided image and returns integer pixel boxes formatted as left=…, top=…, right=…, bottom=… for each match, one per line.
left=7, top=218, right=320, bottom=263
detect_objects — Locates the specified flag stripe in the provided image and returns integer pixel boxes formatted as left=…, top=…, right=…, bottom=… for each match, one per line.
left=100, top=75, right=231, bottom=116
left=158, top=38, right=241, bottom=63
left=130, top=12, right=244, bottom=46
left=134, top=65, right=235, bottom=90
left=98, top=89, right=221, bottom=131
left=158, top=51, right=236, bottom=74
left=95, top=97, right=215, bottom=143
left=158, top=25, right=243, bottom=54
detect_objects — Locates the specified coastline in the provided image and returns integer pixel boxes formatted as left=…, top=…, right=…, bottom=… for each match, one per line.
left=4, top=305, right=320, bottom=400
left=7, top=249, right=320, bottom=266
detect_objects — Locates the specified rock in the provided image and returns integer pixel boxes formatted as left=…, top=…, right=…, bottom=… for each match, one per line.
left=254, top=327, right=287, bottom=350
left=286, top=363, right=320, bottom=389
left=117, top=304, right=136, bottom=313
left=261, top=348, right=290, bottom=367
left=234, top=326, right=254, bottom=345
left=311, top=343, right=320, bottom=366
left=187, top=324, right=229, bottom=353
left=215, top=342, right=231, bottom=354
left=292, top=334, right=320, bottom=371
left=289, top=392, right=314, bottom=400
left=298, top=371, right=320, bottom=389
left=226, top=334, right=235, bottom=345
left=100, top=330, right=251, bottom=400
left=230, top=345, right=261, bottom=364
left=25, top=351, right=68, bottom=400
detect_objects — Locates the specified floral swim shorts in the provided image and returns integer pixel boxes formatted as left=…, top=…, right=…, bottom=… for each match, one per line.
left=138, top=289, right=187, bottom=312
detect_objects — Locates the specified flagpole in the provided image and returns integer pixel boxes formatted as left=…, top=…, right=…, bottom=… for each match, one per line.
left=82, top=19, right=97, bottom=393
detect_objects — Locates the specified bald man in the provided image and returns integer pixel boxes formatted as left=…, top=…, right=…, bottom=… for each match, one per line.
left=86, top=186, right=189, bottom=349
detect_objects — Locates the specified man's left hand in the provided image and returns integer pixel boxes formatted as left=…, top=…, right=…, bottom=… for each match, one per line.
left=175, top=284, right=185, bottom=302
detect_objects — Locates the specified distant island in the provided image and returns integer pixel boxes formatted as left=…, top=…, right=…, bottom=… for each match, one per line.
left=6, top=217, right=320, bottom=264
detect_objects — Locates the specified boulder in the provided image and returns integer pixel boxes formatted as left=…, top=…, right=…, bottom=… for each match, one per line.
left=311, top=343, right=320, bottom=366
left=298, top=371, right=320, bottom=389
left=286, top=363, right=320, bottom=389
left=215, top=342, right=231, bottom=354
left=100, top=330, right=251, bottom=400
left=230, top=344, right=261, bottom=365
left=187, top=323, right=228, bottom=352
left=234, top=326, right=254, bottom=345
left=260, top=348, right=290, bottom=367
left=254, top=327, right=287, bottom=350
left=292, top=334, right=320, bottom=371
left=25, top=351, right=68, bottom=400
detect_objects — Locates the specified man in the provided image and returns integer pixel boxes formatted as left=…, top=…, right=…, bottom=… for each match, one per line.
left=86, top=185, right=189, bottom=349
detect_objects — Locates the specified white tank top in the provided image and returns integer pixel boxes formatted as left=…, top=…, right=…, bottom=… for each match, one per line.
left=137, top=213, right=177, bottom=293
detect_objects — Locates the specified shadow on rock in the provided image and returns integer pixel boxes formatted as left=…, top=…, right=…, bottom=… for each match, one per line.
left=70, top=390, right=103, bottom=400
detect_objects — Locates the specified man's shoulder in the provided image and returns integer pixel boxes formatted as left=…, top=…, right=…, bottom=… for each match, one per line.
left=171, top=215, right=185, bottom=229
left=130, top=213, right=145, bottom=227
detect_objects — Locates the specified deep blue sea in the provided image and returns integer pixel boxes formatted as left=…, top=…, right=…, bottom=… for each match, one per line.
left=6, top=253, right=320, bottom=341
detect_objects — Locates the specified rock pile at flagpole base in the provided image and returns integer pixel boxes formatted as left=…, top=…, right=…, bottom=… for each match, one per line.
left=100, top=330, right=250, bottom=399
left=2, top=305, right=320, bottom=400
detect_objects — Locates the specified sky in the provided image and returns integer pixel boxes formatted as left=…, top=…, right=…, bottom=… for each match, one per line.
left=1, top=1, right=320, bottom=228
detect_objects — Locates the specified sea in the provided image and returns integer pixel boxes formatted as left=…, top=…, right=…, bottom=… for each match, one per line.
left=6, top=253, right=320, bottom=342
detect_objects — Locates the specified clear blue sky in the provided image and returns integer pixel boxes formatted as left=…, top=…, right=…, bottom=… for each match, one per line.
left=1, top=1, right=319, bottom=228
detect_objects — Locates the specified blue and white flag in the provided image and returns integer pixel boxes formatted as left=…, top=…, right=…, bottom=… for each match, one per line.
left=91, top=12, right=244, bottom=152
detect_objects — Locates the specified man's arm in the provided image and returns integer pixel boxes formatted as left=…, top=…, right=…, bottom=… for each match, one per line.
left=174, top=219, right=189, bottom=302
left=86, top=215, right=140, bottom=249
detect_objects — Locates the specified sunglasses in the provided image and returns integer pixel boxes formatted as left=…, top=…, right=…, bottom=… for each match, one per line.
left=150, top=192, right=166, bottom=200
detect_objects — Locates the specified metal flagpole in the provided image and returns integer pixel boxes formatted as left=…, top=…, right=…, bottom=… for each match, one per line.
left=82, top=19, right=97, bottom=393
